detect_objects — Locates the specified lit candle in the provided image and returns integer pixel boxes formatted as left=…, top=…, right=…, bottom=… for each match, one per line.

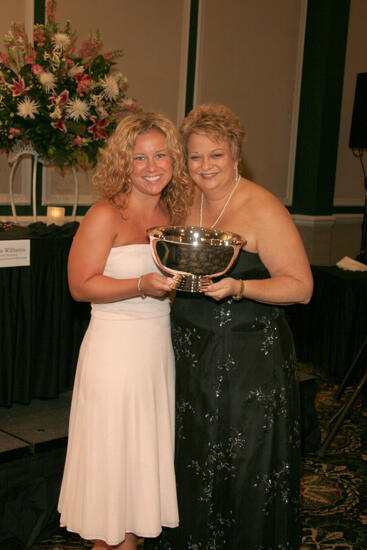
left=47, top=206, right=65, bottom=226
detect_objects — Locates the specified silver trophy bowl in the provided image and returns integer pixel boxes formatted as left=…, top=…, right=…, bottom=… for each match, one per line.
left=147, top=225, right=244, bottom=292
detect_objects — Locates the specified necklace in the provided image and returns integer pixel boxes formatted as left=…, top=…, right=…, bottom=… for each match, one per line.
left=199, top=178, right=240, bottom=228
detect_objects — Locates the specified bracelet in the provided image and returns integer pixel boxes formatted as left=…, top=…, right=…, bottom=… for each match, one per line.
left=137, top=275, right=146, bottom=299
left=232, top=279, right=244, bottom=301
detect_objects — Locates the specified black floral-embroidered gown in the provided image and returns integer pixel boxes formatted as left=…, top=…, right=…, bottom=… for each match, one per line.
left=150, top=250, right=301, bottom=550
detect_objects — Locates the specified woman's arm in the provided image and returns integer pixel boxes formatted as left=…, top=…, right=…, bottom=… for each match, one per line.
left=68, top=202, right=171, bottom=303
left=204, top=193, right=313, bottom=305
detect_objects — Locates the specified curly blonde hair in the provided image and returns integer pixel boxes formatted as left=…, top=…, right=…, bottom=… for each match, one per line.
left=180, top=103, right=246, bottom=169
left=93, top=111, right=193, bottom=223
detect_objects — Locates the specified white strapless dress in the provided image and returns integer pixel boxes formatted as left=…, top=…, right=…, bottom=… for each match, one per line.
left=58, top=245, right=178, bottom=545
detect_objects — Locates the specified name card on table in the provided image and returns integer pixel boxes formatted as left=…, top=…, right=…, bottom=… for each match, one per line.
left=0, top=240, right=30, bottom=267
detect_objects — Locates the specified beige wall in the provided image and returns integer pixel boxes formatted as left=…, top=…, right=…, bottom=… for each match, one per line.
left=334, top=0, right=367, bottom=208
left=195, top=0, right=306, bottom=204
left=0, top=0, right=31, bottom=38
left=56, top=0, right=189, bottom=125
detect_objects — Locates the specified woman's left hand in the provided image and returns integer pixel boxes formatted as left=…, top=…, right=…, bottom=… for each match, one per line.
left=203, top=277, right=241, bottom=301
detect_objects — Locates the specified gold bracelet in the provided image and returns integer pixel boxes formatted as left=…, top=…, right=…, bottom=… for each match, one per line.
left=137, top=275, right=146, bottom=299
left=232, top=279, right=244, bottom=301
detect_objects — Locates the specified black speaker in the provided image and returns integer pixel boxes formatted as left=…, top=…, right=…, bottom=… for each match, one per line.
left=349, top=72, right=367, bottom=149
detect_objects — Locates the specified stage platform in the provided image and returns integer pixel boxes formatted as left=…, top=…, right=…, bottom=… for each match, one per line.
left=0, top=392, right=71, bottom=550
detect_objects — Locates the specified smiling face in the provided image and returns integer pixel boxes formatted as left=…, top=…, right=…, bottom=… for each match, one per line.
left=130, top=129, right=173, bottom=199
left=187, top=132, right=238, bottom=194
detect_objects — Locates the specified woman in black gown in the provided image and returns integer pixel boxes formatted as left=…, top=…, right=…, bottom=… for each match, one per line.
left=150, top=103, right=313, bottom=550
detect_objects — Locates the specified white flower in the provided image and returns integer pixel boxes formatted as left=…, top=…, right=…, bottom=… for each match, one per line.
left=50, top=106, right=62, bottom=120
left=39, top=71, right=56, bottom=91
left=68, top=64, right=84, bottom=77
left=96, top=105, right=108, bottom=119
left=66, top=98, right=90, bottom=121
left=53, top=32, right=70, bottom=50
left=100, top=75, right=119, bottom=100
left=17, top=97, right=39, bottom=119
left=89, top=93, right=104, bottom=107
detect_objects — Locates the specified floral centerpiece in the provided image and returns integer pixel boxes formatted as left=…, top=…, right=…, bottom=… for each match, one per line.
left=0, top=0, right=139, bottom=168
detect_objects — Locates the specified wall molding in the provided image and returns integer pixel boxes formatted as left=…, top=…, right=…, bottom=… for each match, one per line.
left=284, top=0, right=308, bottom=206
left=41, top=166, right=94, bottom=206
left=1, top=215, right=84, bottom=224
left=333, top=197, right=364, bottom=207
left=177, top=1, right=191, bottom=123
left=334, top=212, right=364, bottom=224
left=292, top=212, right=363, bottom=227
left=192, top=0, right=203, bottom=110
left=292, top=214, right=336, bottom=227
left=0, top=157, right=32, bottom=205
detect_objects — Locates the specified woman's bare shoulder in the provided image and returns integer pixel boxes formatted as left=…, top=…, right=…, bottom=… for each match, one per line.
left=80, top=200, right=121, bottom=229
left=241, top=179, right=290, bottom=220
left=74, top=200, right=121, bottom=245
left=85, top=199, right=120, bottom=219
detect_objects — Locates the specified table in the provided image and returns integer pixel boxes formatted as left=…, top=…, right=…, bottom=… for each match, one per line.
left=0, top=222, right=90, bottom=406
left=288, top=265, right=367, bottom=382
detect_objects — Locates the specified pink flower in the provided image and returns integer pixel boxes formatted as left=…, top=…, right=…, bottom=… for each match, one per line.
left=78, top=39, right=99, bottom=58
left=51, top=90, right=69, bottom=107
left=31, top=64, right=44, bottom=75
left=0, top=53, right=9, bottom=66
left=8, top=127, right=20, bottom=140
left=46, top=0, right=56, bottom=23
left=25, top=53, right=36, bottom=64
left=75, top=74, right=92, bottom=96
left=88, top=116, right=109, bottom=140
left=9, top=77, right=29, bottom=97
left=51, top=115, right=67, bottom=132
left=73, top=136, right=88, bottom=148
left=123, top=100, right=139, bottom=113
left=34, top=28, right=45, bottom=47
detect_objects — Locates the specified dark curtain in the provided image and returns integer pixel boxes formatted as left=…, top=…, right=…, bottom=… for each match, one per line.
left=289, top=265, right=367, bottom=382
left=0, top=223, right=90, bottom=406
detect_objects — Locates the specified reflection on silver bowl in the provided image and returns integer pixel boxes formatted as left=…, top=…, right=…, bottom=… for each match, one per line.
left=147, top=226, right=244, bottom=292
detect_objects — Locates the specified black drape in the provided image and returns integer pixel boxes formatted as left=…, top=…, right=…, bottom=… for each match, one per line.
left=0, top=222, right=90, bottom=406
left=289, top=265, right=367, bottom=382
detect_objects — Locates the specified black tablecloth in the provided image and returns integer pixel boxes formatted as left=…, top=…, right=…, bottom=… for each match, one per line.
left=289, top=265, right=367, bottom=382
left=0, top=222, right=90, bottom=406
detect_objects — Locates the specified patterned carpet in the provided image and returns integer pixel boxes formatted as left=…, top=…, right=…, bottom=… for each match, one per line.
left=31, top=364, right=367, bottom=550
left=300, top=364, right=367, bottom=550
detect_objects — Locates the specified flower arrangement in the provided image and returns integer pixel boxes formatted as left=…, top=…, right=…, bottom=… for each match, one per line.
left=0, top=0, right=139, bottom=168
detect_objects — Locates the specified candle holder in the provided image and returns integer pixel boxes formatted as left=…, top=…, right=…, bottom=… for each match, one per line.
left=47, top=206, right=65, bottom=226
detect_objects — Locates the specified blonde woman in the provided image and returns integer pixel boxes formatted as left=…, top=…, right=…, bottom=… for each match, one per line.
left=58, top=112, right=192, bottom=550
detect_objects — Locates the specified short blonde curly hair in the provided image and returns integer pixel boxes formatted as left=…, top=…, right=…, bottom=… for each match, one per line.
left=180, top=103, right=246, bottom=164
left=93, top=111, right=193, bottom=223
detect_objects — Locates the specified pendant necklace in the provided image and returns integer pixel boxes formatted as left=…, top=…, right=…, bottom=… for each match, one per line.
left=199, top=177, right=240, bottom=228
